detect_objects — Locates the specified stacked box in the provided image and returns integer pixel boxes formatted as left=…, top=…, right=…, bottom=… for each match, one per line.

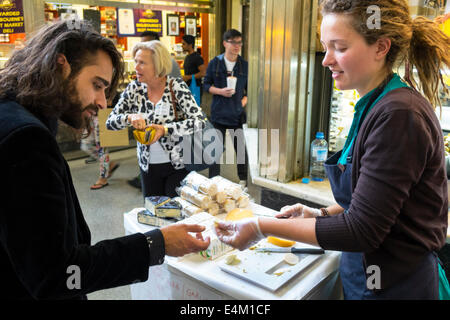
left=145, top=196, right=171, bottom=214
left=137, top=208, right=181, bottom=227
left=155, top=199, right=182, bottom=218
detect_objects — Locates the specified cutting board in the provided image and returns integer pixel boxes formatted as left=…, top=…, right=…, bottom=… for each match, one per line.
left=218, top=240, right=323, bottom=292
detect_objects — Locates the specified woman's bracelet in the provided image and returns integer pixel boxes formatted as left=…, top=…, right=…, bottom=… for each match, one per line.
left=320, top=208, right=330, bottom=216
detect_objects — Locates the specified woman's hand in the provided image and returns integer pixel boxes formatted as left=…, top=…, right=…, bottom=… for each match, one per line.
left=128, top=114, right=146, bottom=130
left=276, top=203, right=305, bottom=219
left=214, top=217, right=265, bottom=251
left=275, top=203, right=322, bottom=219
left=147, top=124, right=166, bottom=144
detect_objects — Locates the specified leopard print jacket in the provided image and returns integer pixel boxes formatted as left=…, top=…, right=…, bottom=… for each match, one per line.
left=106, top=76, right=205, bottom=172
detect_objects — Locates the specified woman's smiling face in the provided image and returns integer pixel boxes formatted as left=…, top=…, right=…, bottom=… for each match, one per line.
left=320, top=13, right=387, bottom=97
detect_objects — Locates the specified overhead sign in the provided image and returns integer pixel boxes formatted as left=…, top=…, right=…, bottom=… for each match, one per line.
left=134, top=9, right=162, bottom=36
left=0, top=0, right=25, bottom=34
left=117, top=8, right=162, bottom=37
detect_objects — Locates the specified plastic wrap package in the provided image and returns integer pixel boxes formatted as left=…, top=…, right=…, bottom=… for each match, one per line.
left=221, top=198, right=236, bottom=213
left=177, top=185, right=211, bottom=209
left=208, top=202, right=220, bottom=216
left=173, top=197, right=203, bottom=217
left=210, top=176, right=243, bottom=200
left=236, top=193, right=250, bottom=208
left=214, top=190, right=228, bottom=204
left=181, top=171, right=218, bottom=197
left=179, top=212, right=233, bottom=260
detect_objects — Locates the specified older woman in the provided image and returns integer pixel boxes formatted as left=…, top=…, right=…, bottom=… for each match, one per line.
left=106, top=40, right=205, bottom=198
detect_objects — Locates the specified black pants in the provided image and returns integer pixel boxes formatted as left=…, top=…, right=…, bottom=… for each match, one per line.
left=208, top=122, right=248, bottom=181
left=140, top=163, right=189, bottom=198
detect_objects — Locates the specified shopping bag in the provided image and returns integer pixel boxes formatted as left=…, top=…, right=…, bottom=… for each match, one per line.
left=189, top=74, right=201, bottom=106
left=170, top=79, right=223, bottom=171
left=98, top=108, right=129, bottom=147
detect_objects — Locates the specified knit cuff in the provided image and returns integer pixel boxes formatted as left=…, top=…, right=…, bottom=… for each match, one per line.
left=315, top=214, right=359, bottom=251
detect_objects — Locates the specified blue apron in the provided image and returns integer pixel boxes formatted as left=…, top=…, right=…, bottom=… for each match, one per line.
left=324, top=75, right=439, bottom=299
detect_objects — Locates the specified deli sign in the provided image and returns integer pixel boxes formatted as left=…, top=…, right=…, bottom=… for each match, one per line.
left=0, top=0, right=25, bottom=34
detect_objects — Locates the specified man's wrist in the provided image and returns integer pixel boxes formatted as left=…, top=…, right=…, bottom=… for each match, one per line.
left=143, top=229, right=165, bottom=266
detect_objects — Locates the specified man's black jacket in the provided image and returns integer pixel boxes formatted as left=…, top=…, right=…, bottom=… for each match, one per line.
left=0, top=100, right=153, bottom=299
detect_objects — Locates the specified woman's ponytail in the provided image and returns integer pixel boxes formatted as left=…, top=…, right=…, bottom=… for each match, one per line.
left=407, top=16, right=450, bottom=111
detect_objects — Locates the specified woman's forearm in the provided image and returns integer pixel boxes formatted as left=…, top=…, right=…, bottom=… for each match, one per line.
left=325, top=204, right=345, bottom=216
left=258, top=217, right=319, bottom=246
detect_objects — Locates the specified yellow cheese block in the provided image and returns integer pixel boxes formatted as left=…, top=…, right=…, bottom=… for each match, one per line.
left=225, top=208, right=254, bottom=221
left=267, top=236, right=295, bottom=247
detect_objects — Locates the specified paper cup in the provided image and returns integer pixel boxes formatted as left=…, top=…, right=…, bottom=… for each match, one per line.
left=227, top=76, right=237, bottom=90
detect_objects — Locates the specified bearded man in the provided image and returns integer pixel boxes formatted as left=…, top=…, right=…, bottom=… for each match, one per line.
left=0, top=20, right=209, bottom=300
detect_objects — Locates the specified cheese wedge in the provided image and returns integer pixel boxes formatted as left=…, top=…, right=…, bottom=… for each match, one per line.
left=267, top=236, right=295, bottom=247
left=225, top=208, right=254, bottom=221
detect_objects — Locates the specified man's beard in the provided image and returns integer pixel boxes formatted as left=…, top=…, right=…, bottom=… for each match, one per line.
left=59, top=78, right=98, bottom=132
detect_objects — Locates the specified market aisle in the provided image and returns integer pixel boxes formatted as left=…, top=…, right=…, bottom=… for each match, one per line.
left=68, top=139, right=241, bottom=300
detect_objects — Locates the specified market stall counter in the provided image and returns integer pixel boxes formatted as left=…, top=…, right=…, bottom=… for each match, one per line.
left=123, top=202, right=342, bottom=300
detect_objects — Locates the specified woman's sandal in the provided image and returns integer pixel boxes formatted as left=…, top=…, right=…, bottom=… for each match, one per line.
left=90, top=182, right=109, bottom=190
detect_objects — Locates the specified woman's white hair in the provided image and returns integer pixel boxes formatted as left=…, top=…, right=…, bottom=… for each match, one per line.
left=132, top=40, right=172, bottom=77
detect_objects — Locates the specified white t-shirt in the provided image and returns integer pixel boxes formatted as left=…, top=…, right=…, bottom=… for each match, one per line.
left=148, top=100, right=171, bottom=164
left=224, top=56, right=237, bottom=74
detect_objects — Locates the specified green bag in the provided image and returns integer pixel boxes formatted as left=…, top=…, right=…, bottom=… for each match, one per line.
left=438, top=259, right=450, bottom=300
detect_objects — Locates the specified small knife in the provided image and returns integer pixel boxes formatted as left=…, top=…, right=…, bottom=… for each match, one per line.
left=255, top=247, right=325, bottom=254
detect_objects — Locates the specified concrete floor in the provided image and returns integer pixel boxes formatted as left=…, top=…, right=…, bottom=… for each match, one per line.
left=68, top=143, right=241, bottom=300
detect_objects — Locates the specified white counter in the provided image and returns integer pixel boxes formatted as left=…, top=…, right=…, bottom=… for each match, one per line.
left=123, top=203, right=342, bottom=300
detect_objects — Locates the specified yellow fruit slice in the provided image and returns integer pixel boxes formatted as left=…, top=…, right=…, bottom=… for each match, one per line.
left=225, top=208, right=254, bottom=221
left=267, top=236, right=295, bottom=247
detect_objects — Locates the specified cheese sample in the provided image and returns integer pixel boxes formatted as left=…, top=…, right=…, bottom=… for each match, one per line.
left=155, top=200, right=182, bottom=218
left=225, top=254, right=241, bottom=265
left=145, top=196, right=171, bottom=214
left=267, top=236, right=295, bottom=247
left=225, top=208, right=253, bottom=221
left=284, top=253, right=299, bottom=265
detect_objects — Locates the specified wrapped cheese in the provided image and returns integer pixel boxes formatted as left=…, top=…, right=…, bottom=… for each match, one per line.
left=237, top=193, right=250, bottom=208
left=177, top=185, right=211, bottom=209
left=211, top=176, right=243, bottom=200
left=173, top=197, right=202, bottom=217
left=182, top=171, right=218, bottom=197
left=222, top=198, right=236, bottom=213
left=208, top=202, right=220, bottom=216
left=176, top=212, right=233, bottom=260
left=214, top=191, right=228, bottom=204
